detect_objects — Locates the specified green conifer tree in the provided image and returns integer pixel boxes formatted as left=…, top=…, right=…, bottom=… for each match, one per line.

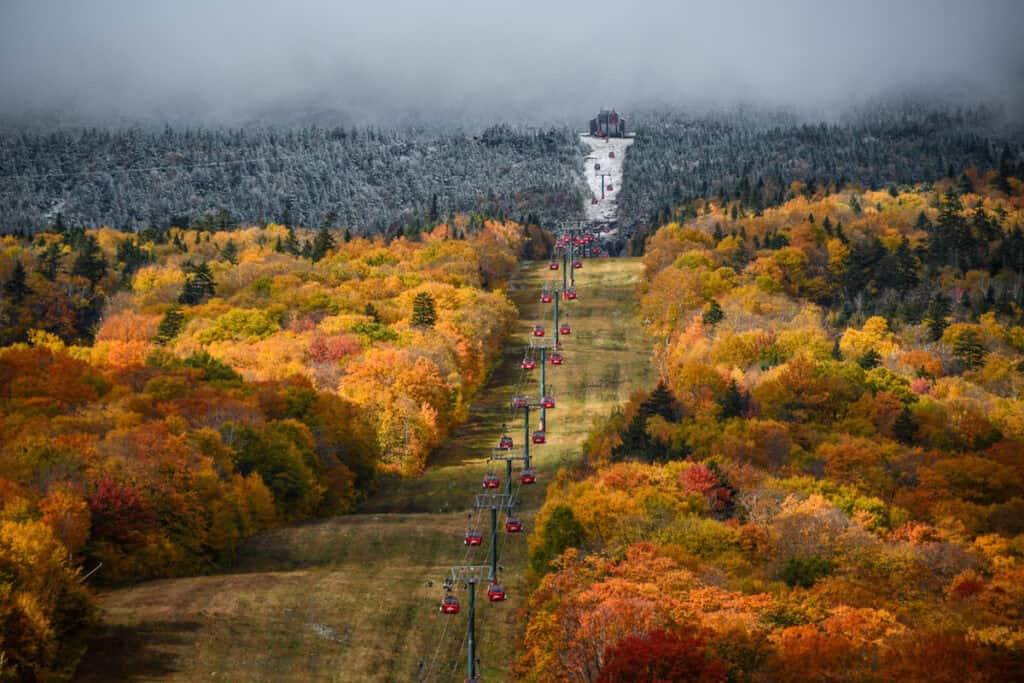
left=3, top=261, right=31, bottom=304
left=410, top=292, right=437, bottom=328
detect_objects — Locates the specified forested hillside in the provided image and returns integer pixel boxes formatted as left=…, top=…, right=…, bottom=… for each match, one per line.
left=519, top=170, right=1024, bottom=680
left=0, top=217, right=541, bottom=680
left=0, top=125, right=585, bottom=233
left=618, top=106, right=1023, bottom=232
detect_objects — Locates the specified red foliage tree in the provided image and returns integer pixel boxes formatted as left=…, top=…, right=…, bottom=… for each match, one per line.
left=597, top=628, right=728, bottom=683
left=88, top=478, right=152, bottom=543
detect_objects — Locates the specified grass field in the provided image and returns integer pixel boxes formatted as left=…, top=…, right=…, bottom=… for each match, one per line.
left=75, top=258, right=654, bottom=682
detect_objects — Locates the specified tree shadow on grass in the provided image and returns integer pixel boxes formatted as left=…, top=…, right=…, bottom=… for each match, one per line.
left=74, top=619, right=200, bottom=681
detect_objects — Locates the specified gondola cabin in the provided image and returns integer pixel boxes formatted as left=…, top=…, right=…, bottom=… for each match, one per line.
left=549, top=261, right=559, bottom=270
left=565, top=288, right=577, bottom=300
left=550, top=353, right=563, bottom=365
left=560, top=324, right=571, bottom=335
left=487, top=583, right=507, bottom=602
left=542, top=396, right=555, bottom=409
left=609, top=151, right=615, bottom=158
left=573, top=261, right=582, bottom=269
left=532, top=430, right=546, bottom=444
left=533, top=325, right=545, bottom=337
left=498, top=435, right=514, bottom=450
left=511, top=395, right=528, bottom=409
left=464, top=529, right=483, bottom=546
left=505, top=516, right=523, bottom=533
left=594, top=163, right=601, bottom=170
left=520, top=468, right=536, bottom=484
left=521, top=356, right=535, bottom=370
left=607, top=185, right=613, bottom=191
left=540, top=292, right=553, bottom=303
left=440, top=595, right=460, bottom=614
left=591, top=198, right=599, bottom=205
left=482, top=473, right=500, bottom=489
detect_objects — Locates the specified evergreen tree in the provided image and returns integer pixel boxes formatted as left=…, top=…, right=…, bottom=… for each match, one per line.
left=283, top=226, right=300, bottom=255
left=831, top=339, right=843, bottom=361
left=411, top=292, right=437, bottom=328
left=364, top=302, right=381, bottom=323
left=70, top=234, right=108, bottom=286
left=155, top=307, right=185, bottom=345
left=702, top=299, right=725, bottom=325
left=178, top=261, right=217, bottom=305
left=344, top=228, right=353, bottom=243
left=3, top=261, right=31, bottom=304
left=926, top=293, right=952, bottom=341
left=719, top=379, right=749, bottom=419
left=893, top=406, right=917, bottom=444
left=429, top=193, right=439, bottom=223
left=311, top=226, right=336, bottom=262
left=858, top=349, right=882, bottom=370
left=52, top=211, right=65, bottom=235
left=893, top=237, right=920, bottom=293
left=221, top=239, right=238, bottom=265
left=642, top=381, right=679, bottom=422
left=952, top=328, right=986, bottom=370
left=37, top=241, right=62, bottom=281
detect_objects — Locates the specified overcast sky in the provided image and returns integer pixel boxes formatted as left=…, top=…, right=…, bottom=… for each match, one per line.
left=2, top=0, right=1023, bottom=128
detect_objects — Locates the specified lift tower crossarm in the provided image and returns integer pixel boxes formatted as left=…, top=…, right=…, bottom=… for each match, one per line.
left=474, top=493, right=514, bottom=582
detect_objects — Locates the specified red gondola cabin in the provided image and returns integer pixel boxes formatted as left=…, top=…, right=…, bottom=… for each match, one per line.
left=549, top=261, right=559, bottom=270
left=609, top=151, right=616, bottom=158
left=565, top=289, right=577, bottom=300
left=498, top=435, right=513, bottom=450
left=573, top=261, right=582, bottom=269
left=487, top=583, right=507, bottom=602
left=511, top=395, right=528, bottom=409
left=505, top=516, right=523, bottom=533
left=532, top=430, right=546, bottom=444
left=464, top=529, right=483, bottom=546
left=520, top=468, right=536, bottom=484
left=522, top=357, right=535, bottom=370
left=540, top=292, right=553, bottom=303
left=591, top=198, right=599, bottom=205
left=542, top=396, right=555, bottom=409
left=533, top=325, right=545, bottom=337
left=482, top=473, right=500, bottom=489
left=560, top=324, right=571, bottom=335
left=550, top=353, right=563, bottom=365
left=440, top=595, right=460, bottom=614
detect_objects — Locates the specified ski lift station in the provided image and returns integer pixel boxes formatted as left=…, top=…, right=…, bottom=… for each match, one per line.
left=589, top=109, right=627, bottom=137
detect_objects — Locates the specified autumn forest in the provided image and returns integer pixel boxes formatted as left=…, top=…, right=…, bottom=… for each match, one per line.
left=2, top=125, right=1024, bottom=681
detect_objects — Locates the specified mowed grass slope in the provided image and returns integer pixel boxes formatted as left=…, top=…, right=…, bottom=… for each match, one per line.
left=75, top=258, right=654, bottom=682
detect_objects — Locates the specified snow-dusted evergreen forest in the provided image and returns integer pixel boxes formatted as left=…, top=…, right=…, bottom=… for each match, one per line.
left=617, top=106, right=1023, bottom=227
left=2, top=106, right=1021, bottom=236
left=0, top=125, right=586, bottom=233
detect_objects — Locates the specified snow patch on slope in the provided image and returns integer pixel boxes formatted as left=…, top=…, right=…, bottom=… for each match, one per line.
left=580, top=134, right=633, bottom=224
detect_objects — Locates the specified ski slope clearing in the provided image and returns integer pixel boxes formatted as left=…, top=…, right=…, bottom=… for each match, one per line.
left=581, top=134, right=634, bottom=223
left=74, top=258, right=654, bottom=682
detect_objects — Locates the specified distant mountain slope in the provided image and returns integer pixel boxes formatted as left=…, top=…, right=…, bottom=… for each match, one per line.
left=0, top=124, right=586, bottom=233
left=618, top=107, right=1022, bottom=228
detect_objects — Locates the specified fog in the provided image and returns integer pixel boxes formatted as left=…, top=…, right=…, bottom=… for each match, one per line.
left=2, top=0, right=1023, bottom=128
